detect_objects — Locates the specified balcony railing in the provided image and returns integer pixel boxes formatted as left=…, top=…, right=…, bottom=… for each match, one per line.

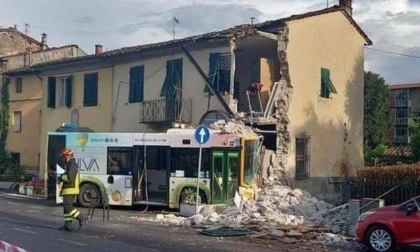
left=139, top=98, right=192, bottom=123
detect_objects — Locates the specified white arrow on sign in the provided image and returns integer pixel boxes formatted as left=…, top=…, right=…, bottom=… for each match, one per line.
left=199, top=128, right=206, bottom=143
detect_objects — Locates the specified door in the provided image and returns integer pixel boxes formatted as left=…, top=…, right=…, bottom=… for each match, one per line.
left=47, top=135, right=66, bottom=203
left=211, top=150, right=239, bottom=204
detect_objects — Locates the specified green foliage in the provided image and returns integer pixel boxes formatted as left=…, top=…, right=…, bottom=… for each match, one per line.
left=364, top=71, right=392, bottom=149
left=3, top=165, right=29, bottom=182
left=409, top=121, right=420, bottom=161
left=364, top=143, right=389, bottom=166
left=358, top=164, right=420, bottom=182
left=0, top=77, right=10, bottom=174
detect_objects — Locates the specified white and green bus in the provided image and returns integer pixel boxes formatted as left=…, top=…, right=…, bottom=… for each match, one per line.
left=46, top=128, right=263, bottom=209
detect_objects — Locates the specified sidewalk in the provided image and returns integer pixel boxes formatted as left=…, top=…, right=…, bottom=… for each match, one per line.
left=0, top=240, right=30, bottom=252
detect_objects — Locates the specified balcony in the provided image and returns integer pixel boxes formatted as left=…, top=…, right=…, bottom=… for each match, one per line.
left=139, top=98, right=192, bottom=123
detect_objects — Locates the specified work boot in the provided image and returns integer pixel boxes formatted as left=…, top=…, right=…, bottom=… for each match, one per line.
left=77, top=216, right=87, bottom=230
left=59, top=222, right=73, bottom=232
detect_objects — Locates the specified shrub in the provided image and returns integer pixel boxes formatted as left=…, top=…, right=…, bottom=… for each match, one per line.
left=358, top=163, right=420, bottom=182
left=2, top=165, right=31, bottom=182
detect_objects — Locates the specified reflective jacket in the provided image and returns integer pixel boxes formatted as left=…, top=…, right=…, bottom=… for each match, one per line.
left=59, top=157, right=80, bottom=196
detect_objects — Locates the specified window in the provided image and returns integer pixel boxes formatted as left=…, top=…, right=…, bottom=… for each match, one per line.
left=47, top=76, right=72, bottom=108
left=83, top=73, right=98, bottom=107
left=205, top=53, right=231, bottom=93
left=15, top=77, right=22, bottom=93
left=107, top=147, right=132, bottom=175
left=320, top=68, right=337, bottom=98
left=129, top=66, right=145, bottom=103
left=13, top=111, right=22, bottom=132
left=57, top=77, right=72, bottom=107
left=395, top=89, right=409, bottom=107
left=160, top=58, right=183, bottom=97
left=10, top=152, right=20, bottom=165
left=170, top=148, right=210, bottom=177
left=395, top=107, right=409, bottom=125
left=395, top=125, right=408, bottom=143
left=295, top=132, right=310, bottom=180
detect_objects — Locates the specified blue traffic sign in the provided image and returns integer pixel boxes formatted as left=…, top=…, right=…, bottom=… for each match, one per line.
left=194, top=125, right=210, bottom=144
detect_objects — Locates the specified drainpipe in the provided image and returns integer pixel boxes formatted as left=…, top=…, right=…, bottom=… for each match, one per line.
left=180, top=44, right=234, bottom=117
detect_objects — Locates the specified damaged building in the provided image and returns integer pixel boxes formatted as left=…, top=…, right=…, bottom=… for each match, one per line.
left=3, top=1, right=370, bottom=202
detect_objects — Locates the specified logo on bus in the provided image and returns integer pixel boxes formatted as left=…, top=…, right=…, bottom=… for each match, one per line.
left=76, top=157, right=100, bottom=172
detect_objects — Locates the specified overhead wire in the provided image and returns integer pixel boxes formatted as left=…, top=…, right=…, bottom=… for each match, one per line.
left=365, top=47, right=420, bottom=59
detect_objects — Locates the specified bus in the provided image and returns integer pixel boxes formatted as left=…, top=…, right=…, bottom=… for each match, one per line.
left=46, top=128, right=263, bottom=209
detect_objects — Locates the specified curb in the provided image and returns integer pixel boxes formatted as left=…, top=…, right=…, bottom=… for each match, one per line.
left=0, top=240, right=30, bottom=252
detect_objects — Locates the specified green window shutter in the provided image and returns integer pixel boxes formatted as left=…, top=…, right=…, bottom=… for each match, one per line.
left=84, top=73, right=98, bottom=107
left=65, top=76, right=72, bottom=108
left=47, top=77, right=56, bottom=108
left=321, top=68, right=337, bottom=98
left=129, top=66, right=144, bottom=103
left=160, top=58, right=183, bottom=97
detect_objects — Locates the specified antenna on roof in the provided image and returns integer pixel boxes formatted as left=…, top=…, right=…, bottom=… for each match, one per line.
left=173, top=16, right=179, bottom=40
left=250, top=17, right=255, bottom=25
left=25, top=23, right=30, bottom=34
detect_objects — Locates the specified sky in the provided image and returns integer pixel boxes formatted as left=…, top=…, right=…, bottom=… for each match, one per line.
left=1, top=0, right=420, bottom=84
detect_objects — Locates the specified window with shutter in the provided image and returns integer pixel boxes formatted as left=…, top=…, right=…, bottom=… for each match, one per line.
left=15, top=77, right=22, bottom=93
left=129, top=66, right=144, bottom=103
left=47, top=77, right=56, bottom=108
left=204, top=53, right=231, bottom=94
left=160, top=58, right=183, bottom=97
left=83, top=73, right=98, bottom=107
left=320, top=68, right=337, bottom=98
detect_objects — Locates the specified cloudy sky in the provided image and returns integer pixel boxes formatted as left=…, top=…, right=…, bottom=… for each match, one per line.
left=1, top=0, right=420, bottom=84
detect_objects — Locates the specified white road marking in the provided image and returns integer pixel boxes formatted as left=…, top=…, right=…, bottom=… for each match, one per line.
left=57, top=238, right=87, bottom=246
left=13, top=228, right=38, bottom=234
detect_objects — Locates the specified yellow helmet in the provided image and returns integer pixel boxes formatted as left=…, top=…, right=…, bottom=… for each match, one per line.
left=60, top=148, right=74, bottom=157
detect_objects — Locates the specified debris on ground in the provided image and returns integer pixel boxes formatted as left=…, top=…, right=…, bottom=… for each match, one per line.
left=130, top=120, right=360, bottom=250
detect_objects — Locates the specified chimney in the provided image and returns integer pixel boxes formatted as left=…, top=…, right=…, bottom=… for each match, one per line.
left=339, top=0, right=353, bottom=16
left=41, top=33, right=48, bottom=50
left=95, top=44, right=103, bottom=54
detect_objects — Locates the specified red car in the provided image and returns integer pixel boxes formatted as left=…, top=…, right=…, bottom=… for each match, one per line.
left=355, top=195, right=420, bottom=252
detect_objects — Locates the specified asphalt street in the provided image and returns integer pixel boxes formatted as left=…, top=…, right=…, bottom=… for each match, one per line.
left=0, top=191, right=285, bottom=252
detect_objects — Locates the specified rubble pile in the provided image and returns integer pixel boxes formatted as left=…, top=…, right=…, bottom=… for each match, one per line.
left=209, top=120, right=256, bottom=135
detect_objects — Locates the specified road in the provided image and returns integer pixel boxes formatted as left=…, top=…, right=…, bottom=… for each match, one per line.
left=0, top=191, right=357, bottom=252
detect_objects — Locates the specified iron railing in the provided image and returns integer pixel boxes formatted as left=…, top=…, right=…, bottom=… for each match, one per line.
left=351, top=179, right=420, bottom=206
left=139, top=98, right=192, bottom=123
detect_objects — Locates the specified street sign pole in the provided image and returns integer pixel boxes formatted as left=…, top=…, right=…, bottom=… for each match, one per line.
left=196, top=143, right=202, bottom=215
left=194, top=125, right=210, bottom=215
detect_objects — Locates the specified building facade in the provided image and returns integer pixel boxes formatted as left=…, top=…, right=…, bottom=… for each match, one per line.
left=7, top=2, right=370, bottom=202
left=387, top=83, right=420, bottom=145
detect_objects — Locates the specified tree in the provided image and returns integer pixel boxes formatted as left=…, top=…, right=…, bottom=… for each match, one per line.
left=0, top=76, right=11, bottom=175
left=364, top=71, right=392, bottom=149
left=409, top=122, right=420, bottom=161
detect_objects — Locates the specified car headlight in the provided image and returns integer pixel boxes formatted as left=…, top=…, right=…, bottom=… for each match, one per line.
left=358, top=211, right=375, bottom=222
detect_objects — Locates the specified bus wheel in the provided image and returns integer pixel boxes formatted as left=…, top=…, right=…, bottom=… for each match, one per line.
left=180, top=187, right=207, bottom=205
left=78, top=183, right=100, bottom=208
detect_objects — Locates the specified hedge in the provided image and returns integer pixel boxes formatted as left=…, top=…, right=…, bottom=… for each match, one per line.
left=358, top=163, right=420, bottom=182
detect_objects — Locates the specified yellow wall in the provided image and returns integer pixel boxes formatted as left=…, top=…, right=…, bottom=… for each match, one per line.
left=7, top=75, right=42, bottom=168
left=112, top=45, right=230, bottom=132
left=39, top=67, right=113, bottom=178
left=286, top=12, right=365, bottom=179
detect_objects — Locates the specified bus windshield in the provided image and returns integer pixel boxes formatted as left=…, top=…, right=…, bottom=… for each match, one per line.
left=243, top=138, right=262, bottom=186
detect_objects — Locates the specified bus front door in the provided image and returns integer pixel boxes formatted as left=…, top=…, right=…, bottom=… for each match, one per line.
left=211, top=151, right=239, bottom=204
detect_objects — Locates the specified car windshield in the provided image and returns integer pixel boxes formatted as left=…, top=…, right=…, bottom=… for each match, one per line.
left=413, top=196, right=420, bottom=210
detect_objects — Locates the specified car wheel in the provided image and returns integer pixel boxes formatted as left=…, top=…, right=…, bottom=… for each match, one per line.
left=78, top=183, right=100, bottom=208
left=365, top=225, right=396, bottom=252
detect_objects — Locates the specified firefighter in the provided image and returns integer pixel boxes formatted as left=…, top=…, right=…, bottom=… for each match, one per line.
left=57, top=148, right=87, bottom=231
